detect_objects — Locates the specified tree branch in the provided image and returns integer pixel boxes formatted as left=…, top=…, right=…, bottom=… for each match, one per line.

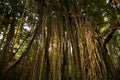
left=101, top=21, right=120, bottom=46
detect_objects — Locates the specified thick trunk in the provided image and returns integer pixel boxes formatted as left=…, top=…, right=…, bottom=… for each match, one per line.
left=29, top=4, right=120, bottom=79
left=73, top=16, right=120, bottom=80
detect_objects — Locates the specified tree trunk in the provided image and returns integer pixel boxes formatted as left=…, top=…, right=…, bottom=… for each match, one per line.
left=32, top=1, right=120, bottom=79
left=70, top=16, right=120, bottom=80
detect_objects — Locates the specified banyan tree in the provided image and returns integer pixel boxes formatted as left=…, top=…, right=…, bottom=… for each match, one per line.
left=0, top=0, right=120, bottom=80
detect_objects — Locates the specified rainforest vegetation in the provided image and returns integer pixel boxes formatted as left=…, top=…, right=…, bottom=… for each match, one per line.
left=0, top=0, right=120, bottom=80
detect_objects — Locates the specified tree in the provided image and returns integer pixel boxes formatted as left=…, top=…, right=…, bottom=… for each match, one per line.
left=0, top=0, right=120, bottom=80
